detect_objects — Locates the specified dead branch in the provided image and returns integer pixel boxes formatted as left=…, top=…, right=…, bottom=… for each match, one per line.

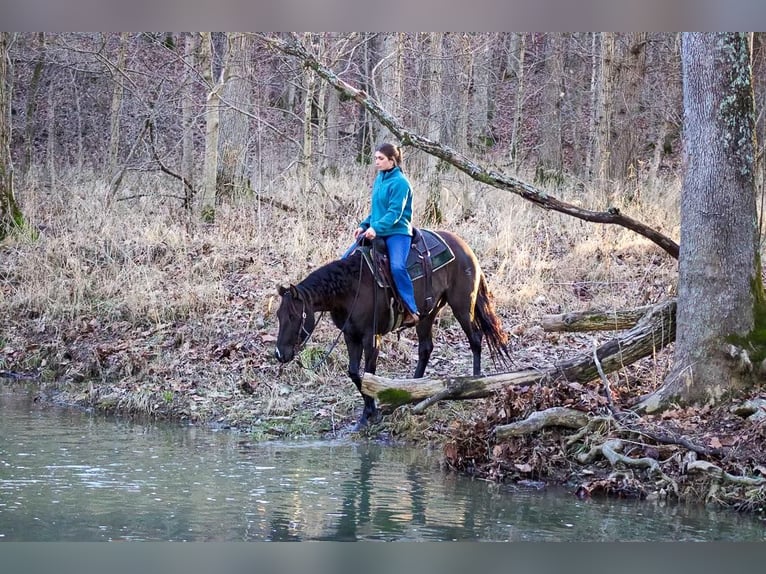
left=541, top=304, right=657, bottom=332
left=495, top=407, right=590, bottom=441
left=263, top=33, right=679, bottom=260
left=362, top=299, right=676, bottom=410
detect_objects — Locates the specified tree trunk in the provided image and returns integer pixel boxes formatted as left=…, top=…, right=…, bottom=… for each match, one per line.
left=0, top=32, right=24, bottom=240
left=107, top=32, right=128, bottom=177
left=613, top=33, right=647, bottom=191
left=536, top=33, right=564, bottom=188
left=375, top=33, right=404, bottom=146
left=509, top=33, right=526, bottom=171
left=200, top=32, right=222, bottom=222
left=637, top=33, right=761, bottom=413
left=469, top=33, right=492, bottom=149
left=423, top=32, right=444, bottom=225
left=594, top=32, right=615, bottom=186
left=181, top=33, right=196, bottom=210
left=320, top=33, right=341, bottom=175
left=22, top=32, right=45, bottom=176
left=218, top=32, right=251, bottom=199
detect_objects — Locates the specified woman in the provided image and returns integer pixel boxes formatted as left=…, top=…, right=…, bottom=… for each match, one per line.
left=353, top=143, right=419, bottom=327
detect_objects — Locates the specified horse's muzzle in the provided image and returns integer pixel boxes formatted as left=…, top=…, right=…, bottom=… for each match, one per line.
left=274, top=347, right=292, bottom=364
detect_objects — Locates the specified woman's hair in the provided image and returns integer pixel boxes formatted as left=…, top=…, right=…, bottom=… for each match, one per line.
left=376, top=142, right=403, bottom=168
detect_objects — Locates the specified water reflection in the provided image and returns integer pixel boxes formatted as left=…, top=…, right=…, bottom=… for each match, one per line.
left=0, top=387, right=764, bottom=541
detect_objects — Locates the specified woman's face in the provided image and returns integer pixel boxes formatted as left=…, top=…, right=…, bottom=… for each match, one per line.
left=374, top=152, right=395, bottom=171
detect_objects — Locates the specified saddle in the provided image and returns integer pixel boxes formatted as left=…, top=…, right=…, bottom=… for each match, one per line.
left=357, top=228, right=455, bottom=321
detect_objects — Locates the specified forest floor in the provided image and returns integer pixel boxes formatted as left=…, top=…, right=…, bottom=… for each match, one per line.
left=2, top=174, right=766, bottom=522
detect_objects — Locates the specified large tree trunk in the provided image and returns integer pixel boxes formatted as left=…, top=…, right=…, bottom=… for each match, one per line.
left=637, top=33, right=761, bottom=413
left=0, top=32, right=24, bottom=240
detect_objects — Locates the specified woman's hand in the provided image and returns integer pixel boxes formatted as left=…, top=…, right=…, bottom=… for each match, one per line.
left=362, top=227, right=377, bottom=240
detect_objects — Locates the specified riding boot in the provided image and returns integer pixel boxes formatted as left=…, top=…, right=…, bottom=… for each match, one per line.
left=401, top=310, right=420, bottom=327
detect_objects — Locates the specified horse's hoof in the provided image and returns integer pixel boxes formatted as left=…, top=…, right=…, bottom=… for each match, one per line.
left=352, top=419, right=368, bottom=432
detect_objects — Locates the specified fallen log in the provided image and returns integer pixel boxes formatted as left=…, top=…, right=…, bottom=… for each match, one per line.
left=362, top=299, right=676, bottom=410
left=541, top=304, right=658, bottom=332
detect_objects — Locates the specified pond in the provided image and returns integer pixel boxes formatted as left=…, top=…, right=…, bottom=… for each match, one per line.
left=1, top=386, right=764, bottom=541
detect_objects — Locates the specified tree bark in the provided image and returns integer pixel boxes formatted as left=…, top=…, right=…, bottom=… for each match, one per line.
left=200, top=32, right=223, bottom=222
left=264, top=33, right=680, bottom=260
left=509, top=33, right=526, bottom=171
left=0, top=32, right=24, bottom=240
left=218, top=32, right=251, bottom=199
left=637, top=33, right=761, bottom=413
left=181, top=33, right=196, bottom=210
left=362, top=299, right=676, bottom=410
left=423, top=32, right=444, bottom=224
left=541, top=304, right=658, bottom=332
left=536, top=33, right=564, bottom=187
left=107, top=32, right=128, bottom=177
left=22, top=32, right=45, bottom=176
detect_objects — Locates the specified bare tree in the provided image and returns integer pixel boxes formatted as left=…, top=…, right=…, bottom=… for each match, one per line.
left=181, top=32, right=197, bottom=208
left=0, top=32, right=24, bottom=240
left=423, top=32, right=444, bottom=224
left=200, top=32, right=223, bottom=222
left=638, top=33, right=762, bottom=412
left=107, top=32, right=129, bottom=177
left=218, top=32, right=252, bottom=199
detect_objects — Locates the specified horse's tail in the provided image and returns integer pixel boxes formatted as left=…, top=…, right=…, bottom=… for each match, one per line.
left=473, top=273, right=513, bottom=370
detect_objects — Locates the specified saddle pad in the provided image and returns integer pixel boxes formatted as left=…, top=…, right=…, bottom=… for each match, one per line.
left=359, top=229, right=455, bottom=286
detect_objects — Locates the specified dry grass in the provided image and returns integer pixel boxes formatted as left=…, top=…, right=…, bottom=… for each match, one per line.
left=0, top=166, right=682, bottom=431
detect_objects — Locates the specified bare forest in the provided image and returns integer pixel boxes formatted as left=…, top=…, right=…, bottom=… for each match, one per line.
left=3, top=32, right=766, bottom=511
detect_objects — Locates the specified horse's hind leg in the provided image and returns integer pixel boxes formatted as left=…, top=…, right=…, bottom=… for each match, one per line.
left=413, top=312, right=438, bottom=378
left=449, top=300, right=484, bottom=376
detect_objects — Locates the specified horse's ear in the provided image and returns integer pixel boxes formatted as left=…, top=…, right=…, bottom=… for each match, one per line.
left=289, top=284, right=300, bottom=299
left=277, top=285, right=288, bottom=297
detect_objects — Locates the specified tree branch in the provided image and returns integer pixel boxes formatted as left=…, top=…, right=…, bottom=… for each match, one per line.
left=263, top=33, right=679, bottom=260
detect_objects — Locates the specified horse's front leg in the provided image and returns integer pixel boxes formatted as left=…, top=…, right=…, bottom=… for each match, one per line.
left=359, top=331, right=380, bottom=425
left=345, top=332, right=377, bottom=430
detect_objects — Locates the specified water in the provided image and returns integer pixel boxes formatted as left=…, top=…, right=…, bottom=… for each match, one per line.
left=0, top=387, right=764, bottom=541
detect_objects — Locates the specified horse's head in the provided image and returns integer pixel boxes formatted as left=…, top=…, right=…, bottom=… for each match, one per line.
left=274, top=284, right=316, bottom=363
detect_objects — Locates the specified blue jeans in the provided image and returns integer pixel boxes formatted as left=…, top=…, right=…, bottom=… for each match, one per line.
left=385, top=234, right=418, bottom=315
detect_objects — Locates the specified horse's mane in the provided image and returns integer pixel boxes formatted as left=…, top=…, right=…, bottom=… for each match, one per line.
left=297, top=252, right=362, bottom=302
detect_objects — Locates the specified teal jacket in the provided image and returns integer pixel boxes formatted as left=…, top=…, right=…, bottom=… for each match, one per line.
left=359, top=166, right=413, bottom=237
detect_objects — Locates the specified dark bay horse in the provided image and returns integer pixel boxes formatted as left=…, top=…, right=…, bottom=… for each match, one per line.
left=274, top=230, right=512, bottom=428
